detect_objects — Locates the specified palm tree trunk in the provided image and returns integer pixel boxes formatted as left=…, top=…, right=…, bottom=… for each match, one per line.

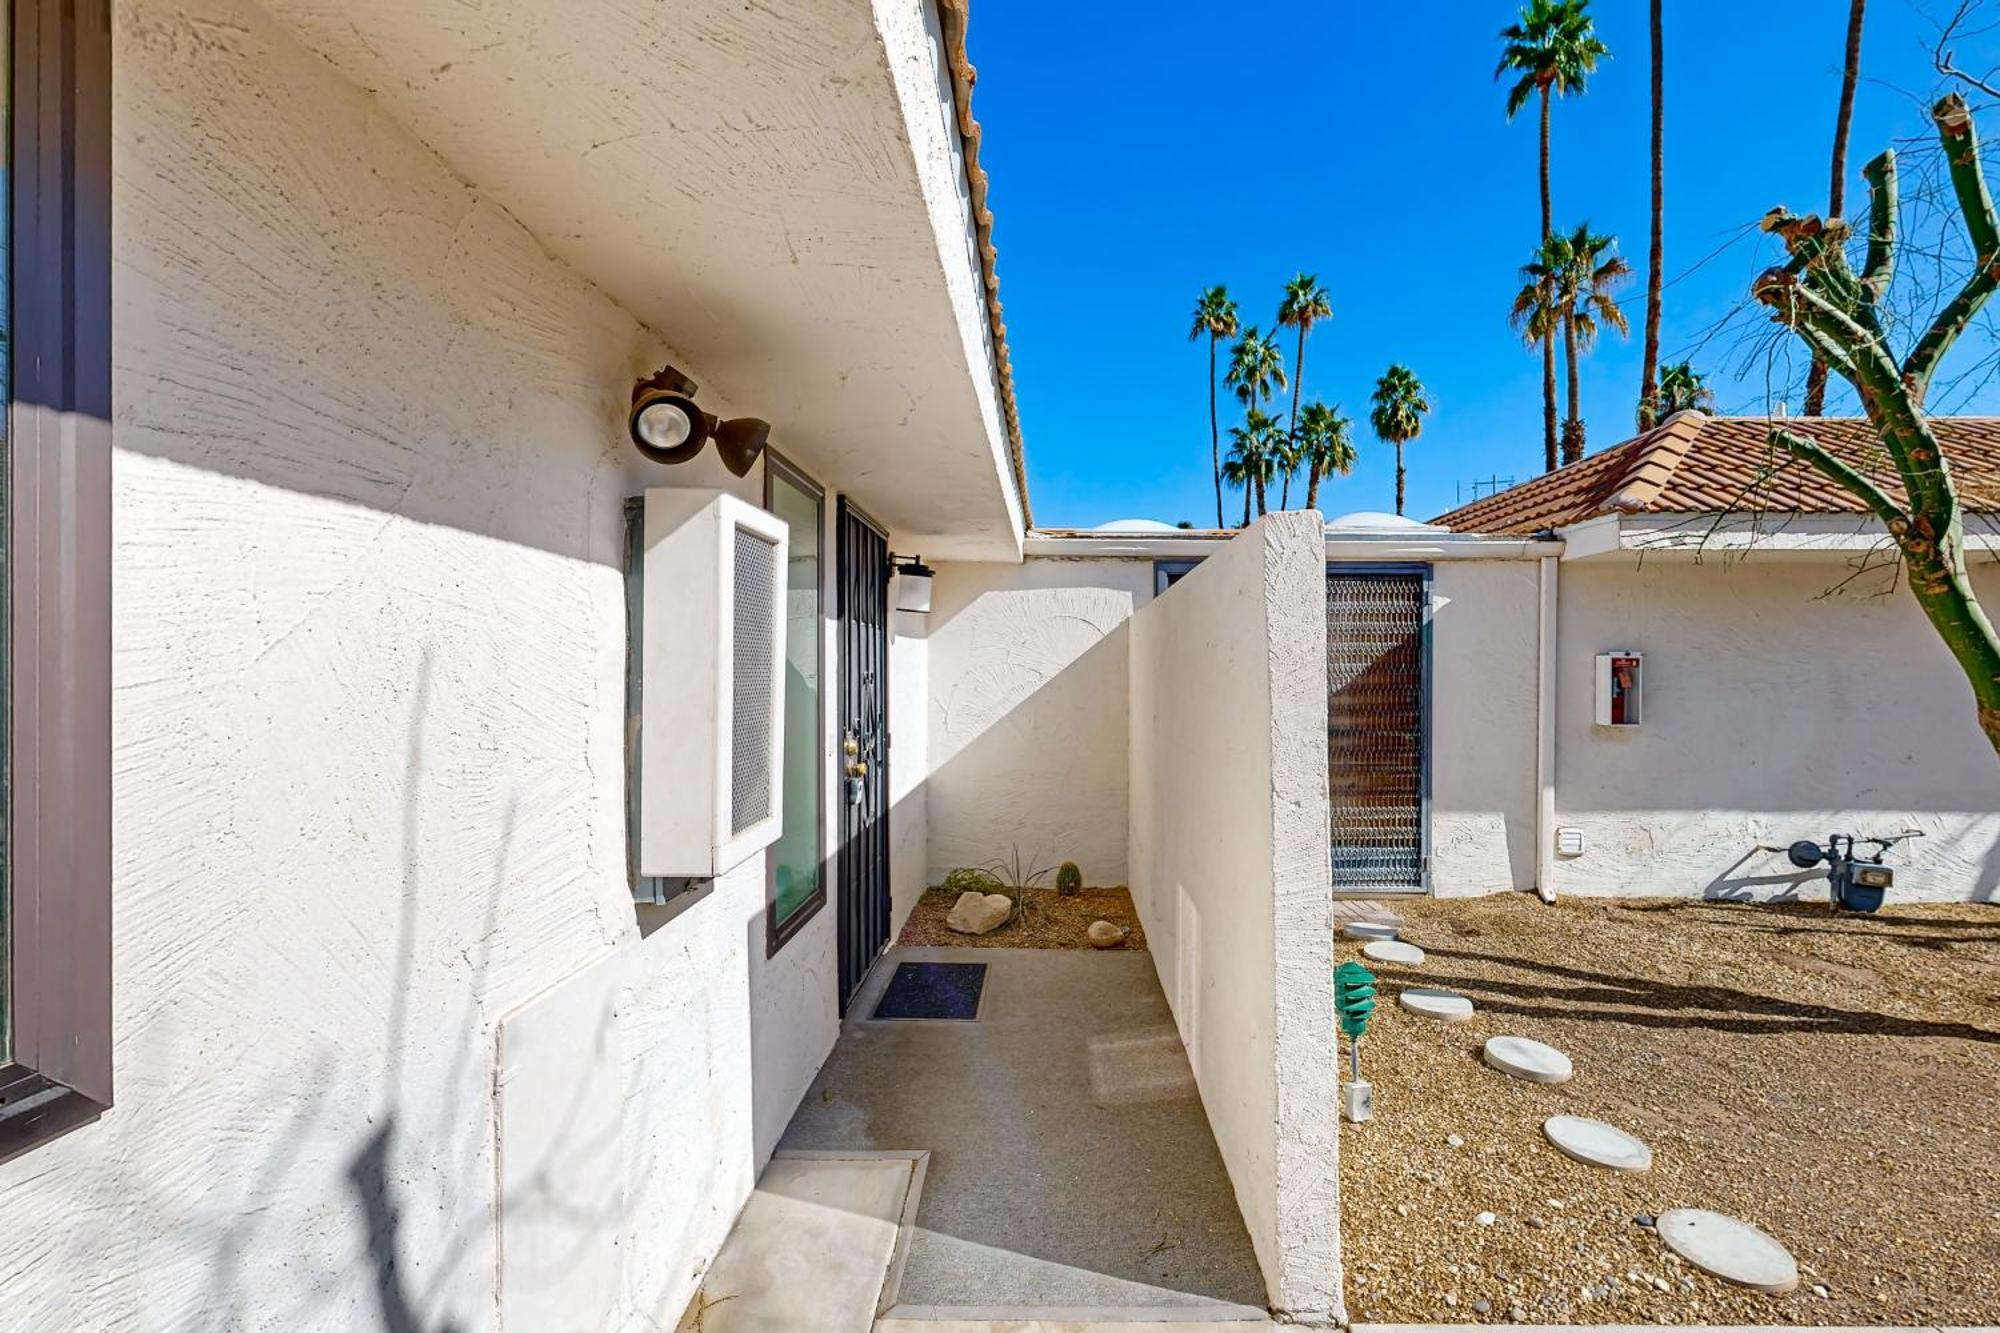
left=1562, top=314, right=1584, bottom=465
left=1241, top=481, right=1252, bottom=529
left=1208, top=336, right=1224, bottom=527
left=1394, top=442, right=1406, bottom=516
left=1305, top=463, right=1321, bottom=513
left=1288, top=325, right=1307, bottom=510
left=1639, top=0, right=1664, bottom=428
left=1256, top=473, right=1268, bottom=518
left=1806, top=0, right=1867, bottom=416
left=1539, top=84, right=1558, bottom=473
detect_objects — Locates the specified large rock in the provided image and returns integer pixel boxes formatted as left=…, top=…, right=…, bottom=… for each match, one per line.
left=946, top=891, right=1013, bottom=935
left=1087, top=920, right=1130, bottom=949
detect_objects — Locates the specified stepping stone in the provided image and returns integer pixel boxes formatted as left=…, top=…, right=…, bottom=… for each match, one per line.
left=1342, top=921, right=1398, bottom=942
left=1399, top=987, right=1474, bottom=1022
left=1656, top=1208, right=1800, bottom=1294
left=1543, top=1115, right=1652, bottom=1172
left=1362, top=939, right=1425, bottom=966
left=1482, top=1035, right=1574, bottom=1083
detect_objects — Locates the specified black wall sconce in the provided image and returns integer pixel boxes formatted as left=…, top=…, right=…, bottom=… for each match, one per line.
left=628, top=364, right=773, bottom=478
left=891, top=555, right=935, bottom=614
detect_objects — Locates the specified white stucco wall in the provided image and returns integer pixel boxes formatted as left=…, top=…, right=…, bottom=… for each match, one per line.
left=0, top=2, right=862, bottom=1327
left=1431, top=560, right=1541, bottom=896
left=1551, top=557, right=2000, bottom=901
left=925, top=558, right=1155, bottom=887
left=1128, top=513, right=1340, bottom=1322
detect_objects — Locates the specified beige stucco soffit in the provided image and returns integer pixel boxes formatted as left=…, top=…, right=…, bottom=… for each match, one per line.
left=256, top=0, right=1025, bottom=559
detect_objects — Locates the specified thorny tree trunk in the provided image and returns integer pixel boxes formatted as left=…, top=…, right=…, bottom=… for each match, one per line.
left=1562, top=313, right=1585, bottom=465
left=1208, top=335, right=1224, bottom=528
left=1395, top=443, right=1407, bottom=516
left=1639, top=0, right=1664, bottom=428
left=1756, top=93, right=2000, bottom=756
left=1539, top=85, right=1559, bottom=472
left=1805, top=0, right=1867, bottom=416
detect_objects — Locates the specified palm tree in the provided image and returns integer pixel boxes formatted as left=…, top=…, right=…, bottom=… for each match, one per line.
left=1276, top=274, right=1333, bottom=507
left=1225, top=326, right=1286, bottom=429
left=1498, top=0, right=1609, bottom=472
left=1188, top=286, right=1240, bottom=527
left=1223, top=409, right=1285, bottom=526
left=1638, top=0, right=1664, bottom=428
left=1511, top=225, right=1631, bottom=464
left=1656, top=360, right=1714, bottom=416
left=1804, top=0, right=1867, bottom=416
left=1295, top=400, right=1357, bottom=512
left=1369, top=366, right=1430, bottom=517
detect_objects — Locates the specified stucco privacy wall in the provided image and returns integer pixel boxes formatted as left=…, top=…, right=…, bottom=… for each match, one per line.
left=1128, top=514, right=1341, bottom=1322
left=1429, top=560, right=1541, bottom=896
left=1551, top=557, right=2000, bottom=900
left=0, top=2, right=851, bottom=1327
left=926, top=558, right=1155, bottom=885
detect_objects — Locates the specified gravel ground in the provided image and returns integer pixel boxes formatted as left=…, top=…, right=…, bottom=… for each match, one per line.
left=898, top=884, right=1148, bottom=951
left=1338, top=893, right=2000, bottom=1327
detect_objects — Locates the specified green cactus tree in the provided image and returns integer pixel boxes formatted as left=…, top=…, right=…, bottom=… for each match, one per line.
left=1752, top=93, right=2000, bottom=758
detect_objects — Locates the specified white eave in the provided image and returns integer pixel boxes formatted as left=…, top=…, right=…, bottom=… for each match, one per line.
left=258, top=0, right=1025, bottom=559
left=1023, top=528, right=1565, bottom=561
left=1558, top=511, right=2000, bottom=560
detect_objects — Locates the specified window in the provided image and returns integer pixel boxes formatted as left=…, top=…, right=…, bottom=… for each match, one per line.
left=764, top=453, right=825, bottom=952
left=0, top=0, right=115, bottom=1162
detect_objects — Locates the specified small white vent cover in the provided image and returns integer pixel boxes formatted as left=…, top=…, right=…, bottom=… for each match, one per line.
left=639, top=489, right=788, bottom=880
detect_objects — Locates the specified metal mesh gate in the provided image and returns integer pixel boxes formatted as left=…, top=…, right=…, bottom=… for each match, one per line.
left=1326, top=569, right=1428, bottom=892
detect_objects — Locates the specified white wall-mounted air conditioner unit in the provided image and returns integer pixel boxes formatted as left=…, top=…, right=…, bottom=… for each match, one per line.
left=639, top=489, right=788, bottom=880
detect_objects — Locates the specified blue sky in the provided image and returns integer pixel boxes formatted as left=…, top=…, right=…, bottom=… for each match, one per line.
left=968, top=1, right=1998, bottom=527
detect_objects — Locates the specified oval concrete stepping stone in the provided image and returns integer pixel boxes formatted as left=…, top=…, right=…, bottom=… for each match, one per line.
left=1399, top=987, right=1474, bottom=1022
left=1482, top=1035, right=1574, bottom=1083
left=1342, top=921, right=1398, bottom=942
left=1362, top=939, right=1425, bottom=966
left=1543, top=1115, right=1652, bottom=1172
left=1656, top=1208, right=1800, bottom=1294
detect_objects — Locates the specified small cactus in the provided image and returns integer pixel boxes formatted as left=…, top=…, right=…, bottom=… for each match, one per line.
left=1055, top=861, right=1083, bottom=897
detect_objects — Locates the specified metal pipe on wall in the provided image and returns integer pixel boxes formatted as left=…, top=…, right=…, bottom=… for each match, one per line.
left=1535, top=554, right=1560, bottom=903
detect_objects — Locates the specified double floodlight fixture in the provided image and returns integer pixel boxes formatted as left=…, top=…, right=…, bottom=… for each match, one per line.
left=627, top=364, right=773, bottom=478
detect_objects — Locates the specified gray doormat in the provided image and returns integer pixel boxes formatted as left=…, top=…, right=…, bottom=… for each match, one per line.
left=871, top=961, right=987, bottom=1021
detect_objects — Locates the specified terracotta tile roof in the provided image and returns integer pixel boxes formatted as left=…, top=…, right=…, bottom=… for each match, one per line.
left=1433, top=414, right=2000, bottom=534
left=937, top=0, right=1030, bottom=526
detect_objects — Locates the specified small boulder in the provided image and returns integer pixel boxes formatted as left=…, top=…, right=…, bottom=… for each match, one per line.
left=1087, top=919, right=1131, bottom=949
left=946, top=891, right=1013, bottom=935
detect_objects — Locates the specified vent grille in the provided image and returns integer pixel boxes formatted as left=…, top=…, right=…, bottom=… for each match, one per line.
left=1327, top=571, right=1426, bottom=890
left=732, top=526, right=778, bottom=833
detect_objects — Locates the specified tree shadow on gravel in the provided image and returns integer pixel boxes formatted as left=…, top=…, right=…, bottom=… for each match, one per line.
left=1416, top=944, right=2000, bottom=1045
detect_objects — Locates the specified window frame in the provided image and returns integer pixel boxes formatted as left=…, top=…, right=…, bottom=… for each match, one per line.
left=0, top=0, right=115, bottom=1163
left=762, top=450, right=826, bottom=956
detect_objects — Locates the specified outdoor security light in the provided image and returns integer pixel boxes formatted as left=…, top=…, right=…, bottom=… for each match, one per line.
left=892, top=556, right=935, bottom=614
left=627, top=365, right=773, bottom=478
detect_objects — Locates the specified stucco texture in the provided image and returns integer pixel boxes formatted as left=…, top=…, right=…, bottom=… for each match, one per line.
left=1127, top=513, right=1340, bottom=1322
left=0, top=2, right=842, bottom=1327
left=1551, top=557, right=2000, bottom=900
left=925, top=558, right=1154, bottom=887
left=1430, top=560, right=1541, bottom=896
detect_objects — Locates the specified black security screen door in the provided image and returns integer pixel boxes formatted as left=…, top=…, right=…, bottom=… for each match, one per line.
left=836, top=500, right=892, bottom=1013
left=1326, top=567, right=1429, bottom=894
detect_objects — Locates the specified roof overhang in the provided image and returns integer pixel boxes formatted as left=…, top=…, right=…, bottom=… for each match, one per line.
left=258, top=0, right=1025, bottom=559
left=1559, top=511, right=2000, bottom=561
left=1022, top=529, right=1564, bottom=561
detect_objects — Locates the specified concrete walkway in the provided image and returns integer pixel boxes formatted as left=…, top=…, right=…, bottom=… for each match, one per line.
left=781, top=946, right=1267, bottom=1319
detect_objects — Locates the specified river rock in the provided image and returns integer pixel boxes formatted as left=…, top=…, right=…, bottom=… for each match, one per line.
left=946, top=891, right=1013, bottom=935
